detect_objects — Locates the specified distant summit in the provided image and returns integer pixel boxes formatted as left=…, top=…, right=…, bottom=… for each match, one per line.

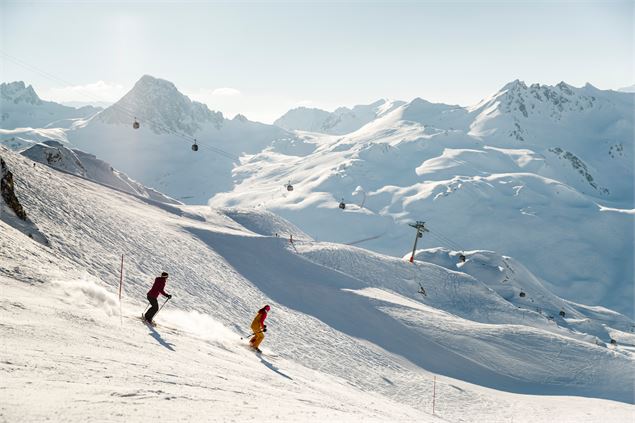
left=1, top=81, right=42, bottom=105
left=274, top=99, right=405, bottom=135
left=1, top=81, right=100, bottom=130
left=618, top=84, right=635, bottom=93
left=97, top=75, right=224, bottom=135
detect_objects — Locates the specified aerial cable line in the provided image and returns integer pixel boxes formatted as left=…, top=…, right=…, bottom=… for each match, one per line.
left=428, top=230, right=463, bottom=252
left=431, top=226, right=464, bottom=251
left=427, top=230, right=463, bottom=252
left=0, top=49, right=239, bottom=161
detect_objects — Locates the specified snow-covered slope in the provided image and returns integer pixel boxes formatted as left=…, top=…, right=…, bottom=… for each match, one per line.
left=61, top=75, right=294, bottom=203
left=210, top=81, right=635, bottom=317
left=0, top=148, right=633, bottom=423
left=21, top=140, right=179, bottom=204
left=3, top=78, right=633, bottom=318
left=0, top=81, right=100, bottom=130
left=274, top=99, right=406, bottom=135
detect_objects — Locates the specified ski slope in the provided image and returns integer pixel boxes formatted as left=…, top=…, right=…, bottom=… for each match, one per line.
left=211, top=82, right=635, bottom=317
left=2, top=77, right=631, bottom=316
left=1, top=148, right=633, bottom=421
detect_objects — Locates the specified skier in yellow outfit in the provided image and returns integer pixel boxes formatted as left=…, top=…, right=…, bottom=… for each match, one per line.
left=249, top=305, right=270, bottom=353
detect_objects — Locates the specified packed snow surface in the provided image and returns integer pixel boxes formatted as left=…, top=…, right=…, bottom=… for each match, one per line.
left=1, top=148, right=633, bottom=422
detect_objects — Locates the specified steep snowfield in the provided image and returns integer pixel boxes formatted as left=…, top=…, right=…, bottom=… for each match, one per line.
left=0, top=229, right=425, bottom=423
left=1, top=149, right=633, bottom=422
left=210, top=82, right=635, bottom=316
left=21, top=141, right=179, bottom=204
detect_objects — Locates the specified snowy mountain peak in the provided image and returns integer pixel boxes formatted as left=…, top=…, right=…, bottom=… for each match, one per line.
left=501, top=79, right=528, bottom=92
left=1, top=81, right=42, bottom=105
left=397, top=97, right=464, bottom=126
left=473, top=80, right=606, bottom=124
left=96, top=75, right=224, bottom=135
left=618, top=83, right=635, bottom=93
left=232, top=113, right=249, bottom=122
left=275, top=99, right=406, bottom=135
left=1, top=82, right=100, bottom=130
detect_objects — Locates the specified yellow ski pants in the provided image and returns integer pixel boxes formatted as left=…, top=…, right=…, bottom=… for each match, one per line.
left=250, top=321, right=265, bottom=349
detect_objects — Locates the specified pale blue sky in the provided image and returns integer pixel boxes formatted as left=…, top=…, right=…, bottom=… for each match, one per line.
left=1, top=0, right=633, bottom=122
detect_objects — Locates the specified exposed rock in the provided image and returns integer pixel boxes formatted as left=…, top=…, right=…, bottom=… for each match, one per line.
left=0, top=157, right=27, bottom=220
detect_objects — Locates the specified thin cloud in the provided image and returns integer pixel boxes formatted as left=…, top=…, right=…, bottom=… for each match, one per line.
left=211, top=87, right=241, bottom=96
left=42, top=81, right=126, bottom=103
left=295, top=99, right=315, bottom=107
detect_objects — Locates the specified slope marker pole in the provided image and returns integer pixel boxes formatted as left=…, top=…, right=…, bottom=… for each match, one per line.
left=432, top=375, right=436, bottom=415
left=118, top=254, right=124, bottom=301
left=119, top=254, right=124, bottom=326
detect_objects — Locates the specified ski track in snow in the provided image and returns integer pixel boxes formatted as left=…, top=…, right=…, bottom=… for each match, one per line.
left=0, top=149, right=634, bottom=422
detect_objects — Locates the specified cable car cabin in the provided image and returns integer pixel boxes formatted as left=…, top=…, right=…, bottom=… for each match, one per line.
left=339, top=199, right=346, bottom=209
left=519, top=291, right=526, bottom=298
left=610, top=339, right=617, bottom=345
left=459, top=254, right=466, bottom=262
left=559, top=310, right=566, bottom=317
left=133, top=119, right=140, bottom=129
left=286, top=184, right=294, bottom=192
left=191, top=141, right=198, bottom=151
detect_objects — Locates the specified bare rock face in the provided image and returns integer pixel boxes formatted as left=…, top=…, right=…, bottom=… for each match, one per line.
left=0, top=157, right=27, bottom=220
left=0, top=153, right=48, bottom=246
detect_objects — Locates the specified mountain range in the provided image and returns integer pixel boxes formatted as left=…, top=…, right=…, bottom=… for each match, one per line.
left=1, top=75, right=633, bottom=317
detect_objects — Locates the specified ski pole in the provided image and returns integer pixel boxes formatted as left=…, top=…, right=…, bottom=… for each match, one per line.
left=241, top=330, right=264, bottom=340
left=153, top=297, right=170, bottom=319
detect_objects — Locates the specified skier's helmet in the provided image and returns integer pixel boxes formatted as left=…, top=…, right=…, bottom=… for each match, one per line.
left=161, top=271, right=169, bottom=277
left=264, top=305, right=271, bottom=311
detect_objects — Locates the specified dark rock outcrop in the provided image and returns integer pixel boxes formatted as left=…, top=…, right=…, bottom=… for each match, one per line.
left=1, top=157, right=27, bottom=220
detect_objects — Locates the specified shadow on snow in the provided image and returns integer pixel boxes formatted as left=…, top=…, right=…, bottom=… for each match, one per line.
left=185, top=227, right=632, bottom=403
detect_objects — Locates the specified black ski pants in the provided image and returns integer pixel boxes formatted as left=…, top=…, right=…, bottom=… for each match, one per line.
left=145, top=294, right=159, bottom=322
